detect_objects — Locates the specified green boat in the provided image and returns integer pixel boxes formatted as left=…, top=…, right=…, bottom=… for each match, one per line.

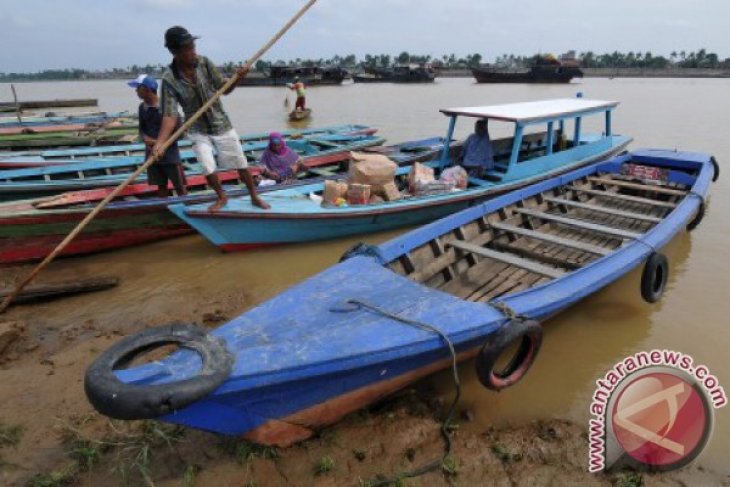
left=0, top=126, right=139, bottom=150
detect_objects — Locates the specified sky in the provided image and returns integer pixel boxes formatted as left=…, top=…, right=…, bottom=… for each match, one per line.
left=1, top=0, right=728, bottom=72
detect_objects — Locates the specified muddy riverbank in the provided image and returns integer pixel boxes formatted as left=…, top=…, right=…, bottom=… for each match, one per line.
left=0, top=264, right=728, bottom=486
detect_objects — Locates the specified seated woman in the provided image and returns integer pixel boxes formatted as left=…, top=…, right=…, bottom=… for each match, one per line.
left=259, top=132, right=306, bottom=183
left=459, top=119, right=494, bottom=178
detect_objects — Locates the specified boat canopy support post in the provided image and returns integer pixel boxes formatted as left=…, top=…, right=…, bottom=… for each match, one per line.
left=507, top=124, right=524, bottom=171
left=605, top=110, right=612, bottom=136
left=573, top=116, right=582, bottom=147
left=546, top=121, right=554, bottom=155
left=440, top=115, right=457, bottom=170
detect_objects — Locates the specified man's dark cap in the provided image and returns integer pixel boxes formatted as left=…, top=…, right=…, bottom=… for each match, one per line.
left=164, top=26, right=200, bottom=49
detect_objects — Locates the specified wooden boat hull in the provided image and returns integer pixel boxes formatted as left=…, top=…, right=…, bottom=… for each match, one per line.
left=171, top=136, right=631, bottom=250
left=0, top=98, right=98, bottom=110
left=471, top=65, right=584, bottom=83
left=0, top=127, right=137, bottom=151
left=0, top=132, right=385, bottom=200
left=289, top=109, right=312, bottom=121
left=102, top=149, right=714, bottom=443
left=0, top=138, right=444, bottom=265
left=0, top=124, right=377, bottom=166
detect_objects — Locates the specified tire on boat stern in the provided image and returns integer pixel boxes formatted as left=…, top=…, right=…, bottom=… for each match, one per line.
left=475, top=319, right=543, bottom=391
left=84, top=323, right=234, bottom=420
left=640, top=252, right=669, bottom=303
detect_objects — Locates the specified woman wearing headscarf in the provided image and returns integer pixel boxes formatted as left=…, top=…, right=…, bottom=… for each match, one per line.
left=259, top=132, right=306, bottom=183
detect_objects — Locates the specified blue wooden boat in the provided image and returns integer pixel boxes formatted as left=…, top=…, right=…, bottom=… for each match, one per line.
left=0, top=124, right=379, bottom=168
left=84, top=148, right=717, bottom=445
left=170, top=99, right=632, bottom=251
left=0, top=133, right=385, bottom=200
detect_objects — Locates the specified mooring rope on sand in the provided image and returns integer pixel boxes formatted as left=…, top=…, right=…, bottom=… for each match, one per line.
left=331, top=298, right=462, bottom=486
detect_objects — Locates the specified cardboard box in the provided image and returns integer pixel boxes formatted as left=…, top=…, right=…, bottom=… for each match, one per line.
left=408, top=162, right=435, bottom=193
left=382, top=182, right=402, bottom=201
left=348, top=152, right=397, bottom=196
left=322, top=180, right=348, bottom=205
left=347, top=183, right=371, bottom=205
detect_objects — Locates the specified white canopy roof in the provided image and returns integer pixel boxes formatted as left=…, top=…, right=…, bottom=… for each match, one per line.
left=440, top=99, right=618, bottom=123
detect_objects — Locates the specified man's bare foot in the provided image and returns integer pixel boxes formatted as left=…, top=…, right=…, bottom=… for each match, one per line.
left=252, top=197, right=271, bottom=210
left=209, top=197, right=228, bottom=212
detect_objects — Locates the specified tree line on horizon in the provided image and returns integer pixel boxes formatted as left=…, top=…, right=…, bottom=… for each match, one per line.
left=1, top=49, right=728, bottom=82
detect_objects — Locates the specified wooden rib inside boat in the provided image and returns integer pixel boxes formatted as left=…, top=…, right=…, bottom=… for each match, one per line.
left=389, top=169, right=688, bottom=301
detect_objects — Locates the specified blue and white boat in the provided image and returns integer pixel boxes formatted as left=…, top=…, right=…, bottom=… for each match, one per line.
left=170, top=98, right=632, bottom=251
left=85, top=148, right=717, bottom=445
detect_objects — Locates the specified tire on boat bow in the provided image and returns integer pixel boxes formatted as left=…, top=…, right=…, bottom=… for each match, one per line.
left=640, top=252, right=669, bottom=303
left=711, top=156, right=719, bottom=183
left=475, top=319, right=543, bottom=391
left=84, top=323, right=234, bottom=420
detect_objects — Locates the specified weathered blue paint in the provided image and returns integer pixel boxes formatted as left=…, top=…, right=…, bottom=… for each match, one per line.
left=507, top=124, right=524, bottom=170
left=574, top=116, right=582, bottom=146
left=439, top=115, right=457, bottom=169
left=546, top=122, right=555, bottom=155
left=108, top=149, right=713, bottom=437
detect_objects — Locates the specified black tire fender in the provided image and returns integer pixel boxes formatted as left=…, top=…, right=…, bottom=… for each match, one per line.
left=475, top=319, right=543, bottom=391
left=84, top=323, right=234, bottom=420
left=640, top=253, right=669, bottom=304
left=711, top=156, right=719, bottom=183
left=686, top=201, right=705, bottom=232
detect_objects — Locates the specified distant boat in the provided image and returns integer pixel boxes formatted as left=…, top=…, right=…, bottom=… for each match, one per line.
left=472, top=55, right=583, bottom=84
left=239, top=65, right=348, bottom=87
left=289, top=108, right=312, bottom=121
left=353, top=64, right=436, bottom=83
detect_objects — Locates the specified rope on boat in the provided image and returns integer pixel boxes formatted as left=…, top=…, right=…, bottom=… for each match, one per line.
left=331, top=298, right=461, bottom=486
left=488, top=300, right=528, bottom=322
left=0, top=0, right=319, bottom=314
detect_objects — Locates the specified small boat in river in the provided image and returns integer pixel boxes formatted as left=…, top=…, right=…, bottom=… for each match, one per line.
left=171, top=99, right=630, bottom=251
left=289, top=108, right=312, bottom=121
left=84, top=148, right=717, bottom=444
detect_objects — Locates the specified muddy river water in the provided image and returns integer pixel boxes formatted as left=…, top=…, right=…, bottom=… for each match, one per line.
left=2, top=76, right=729, bottom=475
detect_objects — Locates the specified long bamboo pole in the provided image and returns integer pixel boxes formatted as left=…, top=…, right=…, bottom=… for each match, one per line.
left=0, top=0, right=318, bottom=314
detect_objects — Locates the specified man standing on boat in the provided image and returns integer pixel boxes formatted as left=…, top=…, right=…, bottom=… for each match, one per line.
left=459, top=119, right=494, bottom=178
left=153, top=26, right=270, bottom=211
left=288, top=76, right=307, bottom=111
left=129, top=74, right=188, bottom=198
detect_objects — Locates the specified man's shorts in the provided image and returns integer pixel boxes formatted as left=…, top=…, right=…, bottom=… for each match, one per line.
left=188, top=128, right=248, bottom=176
left=148, top=163, right=187, bottom=188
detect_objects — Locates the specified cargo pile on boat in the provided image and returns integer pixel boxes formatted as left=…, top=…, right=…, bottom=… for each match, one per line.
left=321, top=154, right=468, bottom=207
